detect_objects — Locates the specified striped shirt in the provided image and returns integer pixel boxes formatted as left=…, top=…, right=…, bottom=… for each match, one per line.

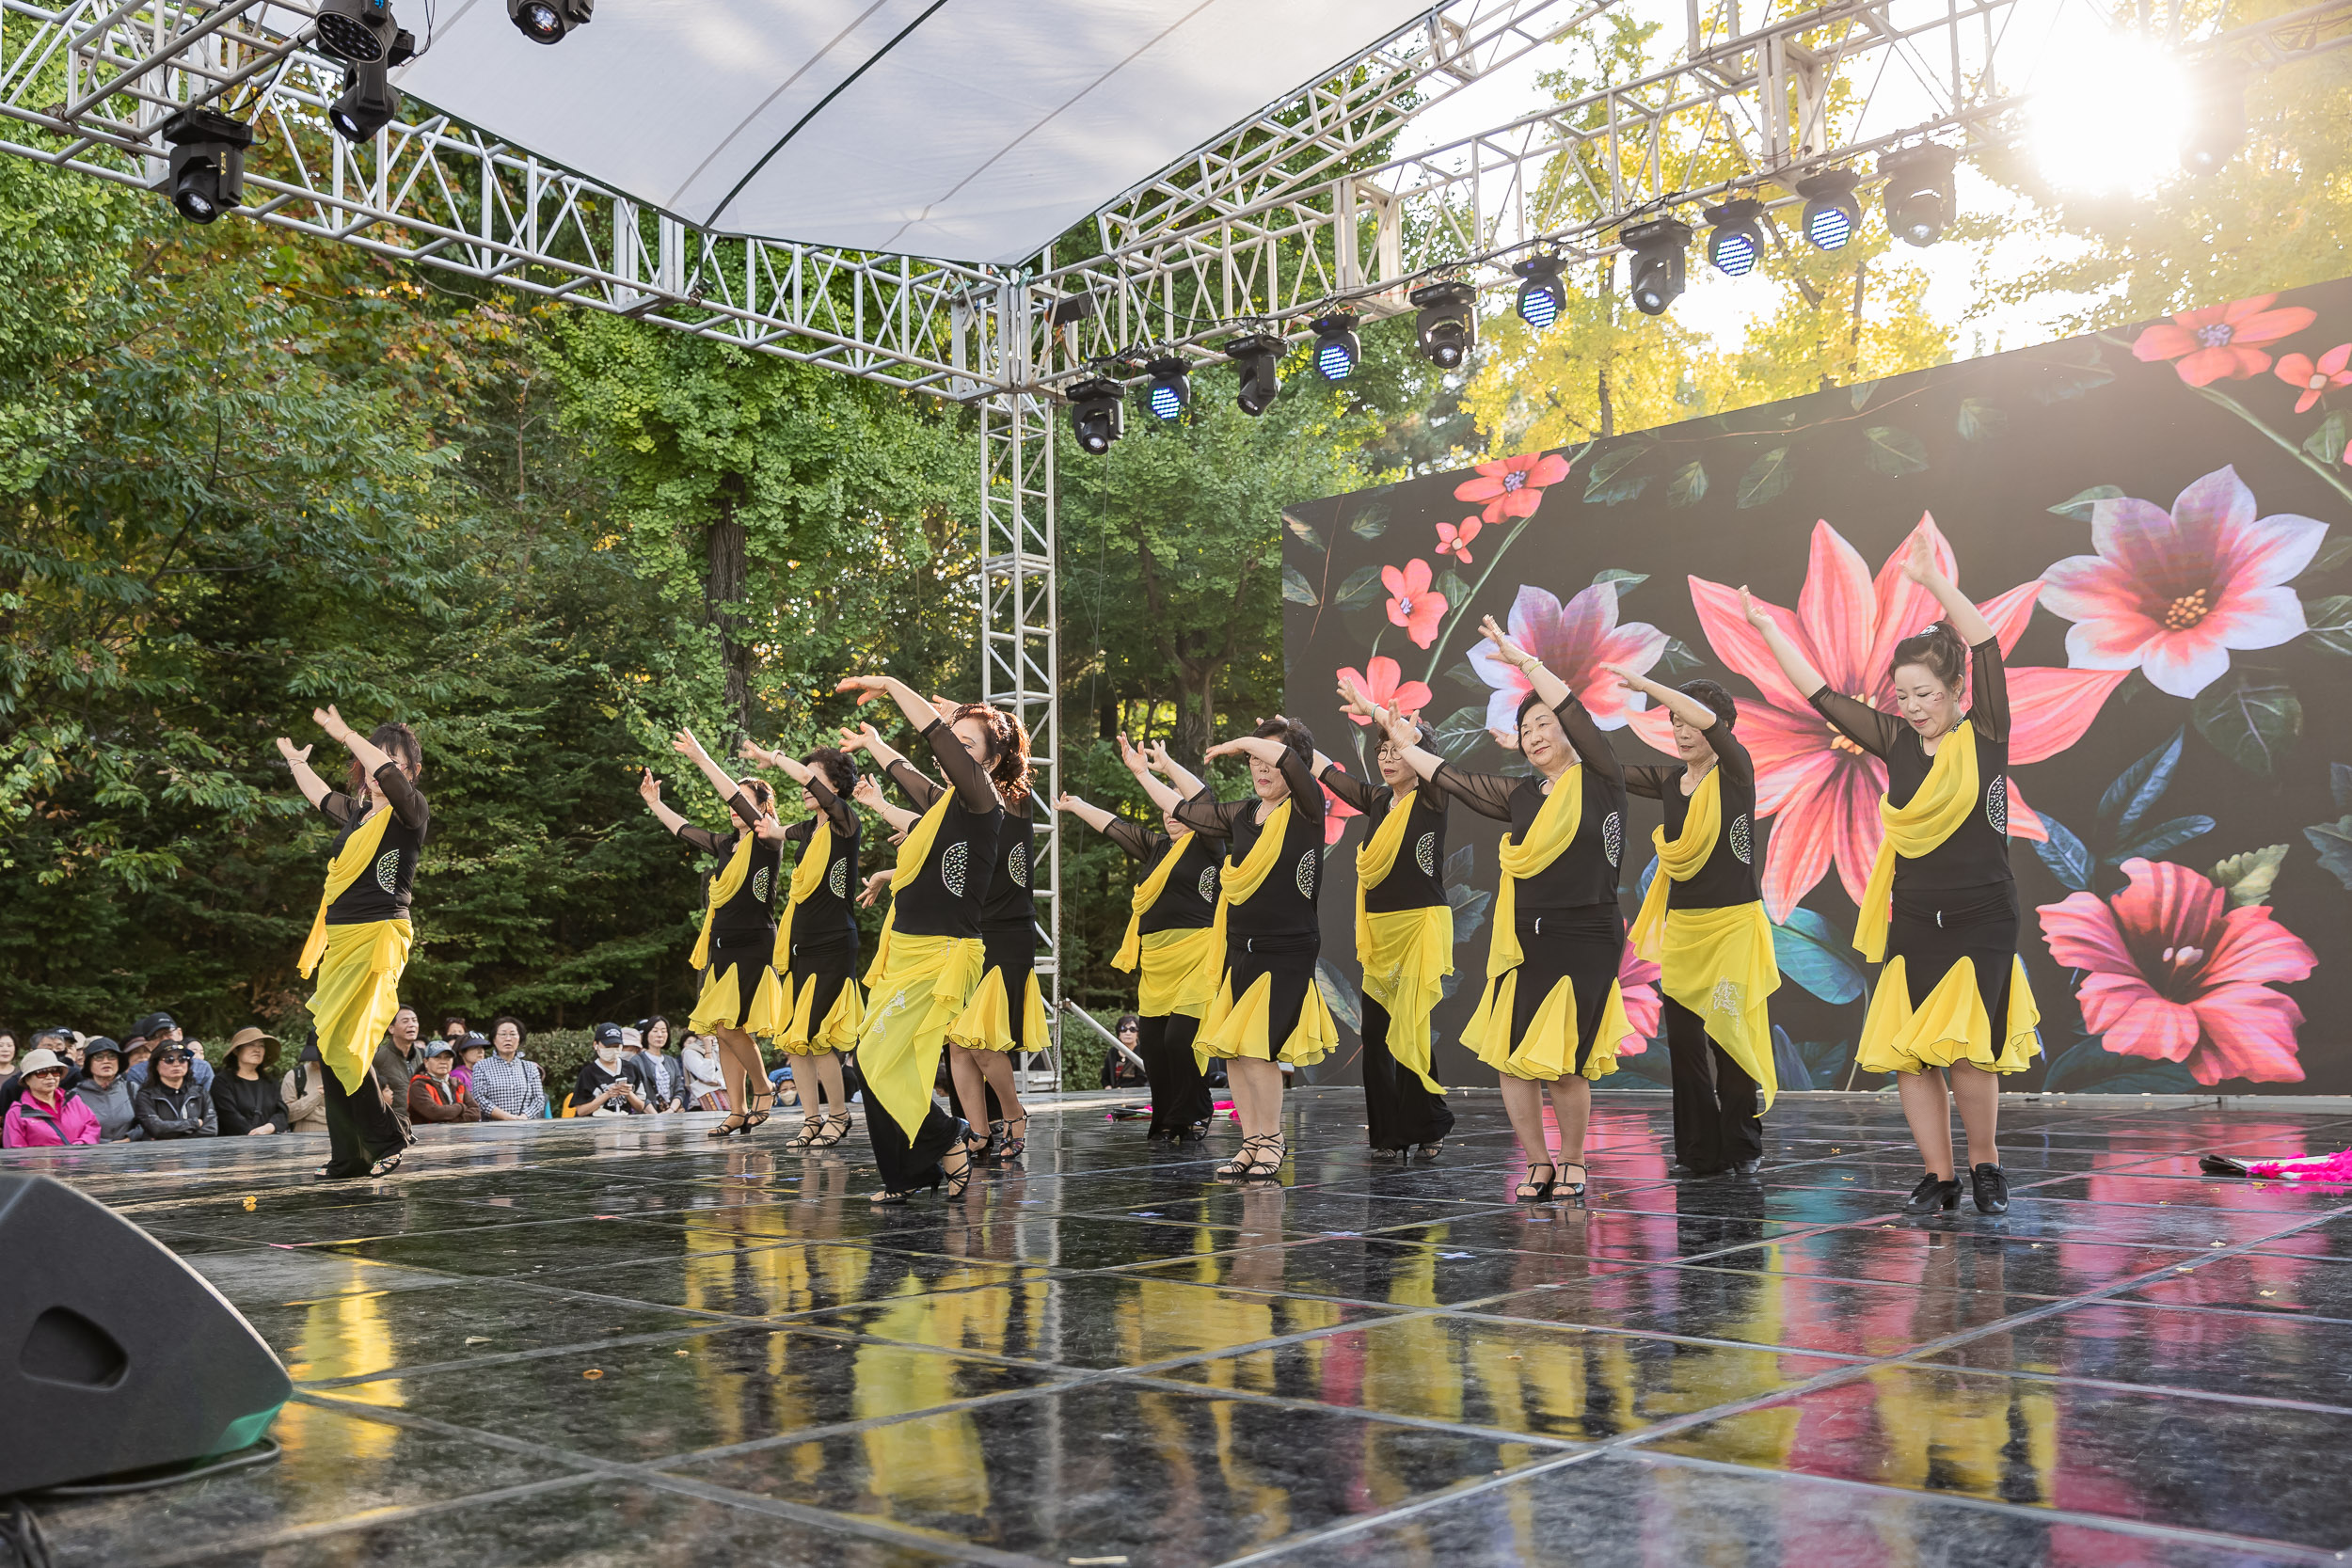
left=470, top=1053, right=546, bottom=1119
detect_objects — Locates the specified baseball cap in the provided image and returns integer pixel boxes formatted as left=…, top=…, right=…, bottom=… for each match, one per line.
left=82, top=1037, right=122, bottom=1061
left=421, top=1038, right=455, bottom=1058
left=134, top=1012, right=177, bottom=1039
left=593, top=1022, right=624, bottom=1047
left=458, top=1032, right=489, bottom=1053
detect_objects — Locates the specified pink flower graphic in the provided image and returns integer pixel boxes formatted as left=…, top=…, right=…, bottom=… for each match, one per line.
left=1638, top=515, right=2125, bottom=921
left=2039, top=858, right=2315, bottom=1086
left=1470, top=582, right=1667, bottom=742
left=1382, top=559, right=1448, bottom=648
left=2131, top=293, right=2315, bottom=388
left=2275, top=343, right=2352, bottom=413
left=1454, top=451, right=1573, bottom=526
left=1615, top=945, right=1661, bottom=1055
left=1320, top=780, right=1359, bottom=847
left=2039, top=466, right=2326, bottom=699
left=1335, top=655, right=1432, bottom=725
left=1436, top=516, right=1482, bottom=563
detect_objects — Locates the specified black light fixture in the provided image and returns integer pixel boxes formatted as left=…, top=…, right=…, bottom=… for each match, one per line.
left=1069, top=375, right=1124, bottom=455
left=1795, top=169, right=1862, bottom=251
left=1411, top=281, right=1478, bottom=369
left=1227, top=332, right=1282, bottom=415
left=1142, top=356, right=1191, bottom=421
left=328, top=57, right=403, bottom=141
left=1311, top=312, right=1359, bottom=382
left=1880, top=145, right=1957, bottom=248
left=314, top=0, right=395, bottom=60
left=159, top=106, right=253, bottom=225
left=2182, top=64, right=2247, bottom=175
left=1621, top=217, right=1692, bottom=316
left=1704, top=198, right=1766, bottom=277
left=508, top=0, right=593, bottom=43
left=1512, top=251, right=1566, bottom=331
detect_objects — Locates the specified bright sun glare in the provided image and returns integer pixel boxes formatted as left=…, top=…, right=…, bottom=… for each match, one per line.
left=2030, top=30, right=2194, bottom=197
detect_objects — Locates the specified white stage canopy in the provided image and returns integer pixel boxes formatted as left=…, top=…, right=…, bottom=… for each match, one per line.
left=393, top=0, right=1432, bottom=265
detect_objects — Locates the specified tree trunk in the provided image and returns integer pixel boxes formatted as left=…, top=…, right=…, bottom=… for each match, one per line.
left=1595, top=258, right=1616, bottom=439
left=1171, top=666, right=1212, bottom=772
left=706, top=480, right=752, bottom=741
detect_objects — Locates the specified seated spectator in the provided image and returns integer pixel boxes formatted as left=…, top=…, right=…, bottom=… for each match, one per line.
left=3, top=1049, right=100, bottom=1148
left=0, top=1031, right=16, bottom=1077
left=472, top=1017, right=547, bottom=1121
left=215, top=1028, right=291, bottom=1137
left=451, top=1032, right=490, bottom=1098
left=570, top=1023, right=647, bottom=1117
left=629, top=1017, right=687, bottom=1113
left=133, top=1045, right=216, bottom=1139
left=0, top=1026, right=74, bottom=1118
left=122, top=1039, right=151, bottom=1081
left=375, top=1006, right=423, bottom=1146
left=1102, top=1014, right=1149, bottom=1089
left=440, top=1014, right=469, bottom=1047
left=125, top=1014, right=215, bottom=1092
left=682, top=1031, right=727, bottom=1112
left=768, top=1060, right=798, bottom=1109
left=72, top=1039, right=142, bottom=1142
left=408, top=1039, right=485, bottom=1125
left=56, top=1034, right=89, bottom=1091
left=281, top=1042, right=328, bottom=1133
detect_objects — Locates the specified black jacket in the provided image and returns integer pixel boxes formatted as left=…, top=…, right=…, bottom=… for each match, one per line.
left=213, top=1072, right=291, bottom=1136
left=134, top=1077, right=218, bottom=1139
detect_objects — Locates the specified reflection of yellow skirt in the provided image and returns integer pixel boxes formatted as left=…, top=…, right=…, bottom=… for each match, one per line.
left=1653, top=902, right=1781, bottom=1109
left=1198, top=965, right=1337, bottom=1067
left=1462, top=970, right=1634, bottom=1083
left=1857, top=956, right=2042, bottom=1076
left=1135, top=927, right=1220, bottom=1019
left=1359, top=905, right=1454, bottom=1095
left=858, top=933, right=986, bottom=1138
left=307, top=919, right=412, bottom=1094
left=948, top=968, right=1050, bottom=1054
left=752, top=969, right=864, bottom=1055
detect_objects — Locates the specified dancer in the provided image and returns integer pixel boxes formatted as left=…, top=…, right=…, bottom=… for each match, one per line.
left=640, top=728, right=780, bottom=1138
left=1325, top=680, right=1454, bottom=1158
left=278, top=706, right=428, bottom=1180
left=1608, top=666, right=1778, bottom=1178
left=1161, top=720, right=1336, bottom=1181
left=741, top=740, right=864, bottom=1149
left=1369, top=617, right=1634, bottom=1202
left=1740, top=534, right=2039, bottom=1215
left=1055, top=734, right=1220, bottom=1144
left=835, top=673, right=1017, bottom=1203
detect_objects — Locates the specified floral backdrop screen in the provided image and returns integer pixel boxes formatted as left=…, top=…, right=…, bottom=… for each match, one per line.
left=1282, top=275, right=2352, bottom=1098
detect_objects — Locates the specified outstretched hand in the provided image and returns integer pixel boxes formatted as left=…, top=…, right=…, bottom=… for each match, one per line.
left=671, top=728, right=705, bottom=760
left=1477, top=615, right=1533, bottom=670
left=276, top=736, right=311, bottom=766
left=850, top=775, right=887, bottom=808
left=1737, top=587, right=1772, bottom=631
left=1599, top=660, right=1654, bottom=694
left=1117, top=732, right=1148, bottom=773
left=638, top=768, right=662, bottom=806
left=1054, top=791, right=1083, bottom=815
left=835, top=675, right=889, bottom=705
left=1901, top=531, right=1941, bottom=587
left=1376, top=702, right=1420, bottom=750
left=753, top=815, right=789, bottom=841
left=311, top=704, right=351, bottom=742
left=837, top=722, right=883, bottom=756
left=737, top=738, right=773, bottom=768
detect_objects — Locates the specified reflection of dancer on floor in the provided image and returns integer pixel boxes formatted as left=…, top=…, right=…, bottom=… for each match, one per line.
left=836, top=673, right=1015, bottom=1203
left=739, top=740, right=864, bottom=1149
left=278, top=706, right=429, bottom=1181
left=1740, top=534, right=2039, bottom=1216
left=1369, top=617, right=1635, bottom=1202
left=640, top=728, right=780, bottom=1138
left=1057, top=734, right=1221, bottom=1144
left=1611, top=668, right=1779, bottom=1179
left=1326, top=680, right=1456, bottom=1159
left=1161, top=720, right=1336, bottom=1182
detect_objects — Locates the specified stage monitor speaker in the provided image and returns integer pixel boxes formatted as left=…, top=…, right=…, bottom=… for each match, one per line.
left=0, top=1173, right=291, bottom=1496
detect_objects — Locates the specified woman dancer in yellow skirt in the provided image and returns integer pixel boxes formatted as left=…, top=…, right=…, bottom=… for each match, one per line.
left=1056, top=734, right=1222, bottom=1144
left=641, top=728, right=781, bottom=1137
left=1370, top=617, right=1635, bottom=1202
left=1161, top=720, right=1336, bottom=1182
left=1608, top=666, right=1779, bottom=1178
left=278, top=705, right=428, bottom=1180
left=1741, top=534, right=2039, bottom=1214
left=739, top=740, right=865, bottom=1148
left=1325, top=680, right=1454, bottom=1159
left=836, top=673, right=1021, bottom=1203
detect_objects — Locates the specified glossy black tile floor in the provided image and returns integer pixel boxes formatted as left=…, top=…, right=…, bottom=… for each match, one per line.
left=12, top=1087, right=2352, bottom=1567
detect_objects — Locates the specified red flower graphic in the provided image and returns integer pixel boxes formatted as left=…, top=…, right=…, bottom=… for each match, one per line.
left=1436, top=516, right=1483, bottom=563
left=1335, top=655, right=1432, bottom=725
left=1636, top=515, right=2126, bottom=921
left=1382, top=559, right=1449, bottom=649
left=2131, top=293, right=2316, bottom=388
left=1454, top=451, right=1573, bottom=526
left=1615, top=945, right=1661, bottom=1055
left=2275, top=343, right=2352, bottom=413
left=1320, top=781, right=1359, bottom=847
left=2038, top=858, right=2315, bottom=1086
left=1470, top=581, right=1667, bottom=741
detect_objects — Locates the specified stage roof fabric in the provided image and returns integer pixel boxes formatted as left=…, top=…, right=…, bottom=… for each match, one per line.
left=393, top=0, right=1428, bottom=266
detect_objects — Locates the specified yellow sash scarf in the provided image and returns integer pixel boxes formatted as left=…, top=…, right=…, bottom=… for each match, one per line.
left=1853, top=719, right=1979, bottom=962
left=1115, top=831, right=1192, bottom=972
left=769, top=817, right=833, bottom=971
left=1208, top=799, right=1294, bottom=951
left=1352, top=788, right=1417, bottom=957
left=1629, top=768, right=1720, bottom=961
left=298, top=804, right=396, bottom=977
left=1482, top=768, right=1583, bottom=979
left=1355, top=790, right=1452, bottom=1094
left=863, top=790, right=956, bottom=984
left=690, top=826, right=755, bottom=972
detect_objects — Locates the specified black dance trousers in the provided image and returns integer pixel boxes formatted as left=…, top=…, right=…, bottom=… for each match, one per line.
left=1359, top=998, right=1455, bottom=1149
left=1137, top=1013, right=1213, bottom=1135
left=866, top=1097, right=965, bottom=1194
left=323, top=1063, right=407, bottom=1176
left=1664, top=996, right=1762, bottom=1172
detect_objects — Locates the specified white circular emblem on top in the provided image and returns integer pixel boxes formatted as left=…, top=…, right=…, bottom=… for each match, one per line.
left=751, top=866, right=771, bottom=904
left=941, top=841, right=970, bottom=898
left=373, top=849, right=400, bottom=894
left=829, top=859, right=850, bottom=899
left=1730, top=815, right=1752, bottom=865
left=1602, top=811, right=1624, bottom=867
left=1414, top=832, right=1438, bottom=878
left=1198, top=866, right=1218, bottom=902
left=1987, top=774, right=2008, bottom=835
left=1009, top=842, right=1030, bottom=889
left=1295, top=849, right=1317, bottom=899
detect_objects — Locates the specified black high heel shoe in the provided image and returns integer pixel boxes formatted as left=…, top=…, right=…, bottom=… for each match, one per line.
left=1555, top=1161, right=1586, bottom=1199
left=1214, top=1134, right=1284, bottom=1182
left=1970, top=1163, right=2010, bottom=1214
left=1903, top=1173, right=1963, bottom=1215
left=1515, top=1163, right=1558, bottom=1203
left=873, top=1119, right=971, bottom=1205
left=997, top=1114, right=1027, bottom=1162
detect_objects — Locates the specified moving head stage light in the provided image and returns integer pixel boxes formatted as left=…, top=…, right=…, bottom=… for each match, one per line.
left=1311, top=313, right=1359, bottom=381
left=1142, top=356, right=1191, bottom=421
left=510, top=0, right=594, bottom=44
left=1704, top=198, right=1766, bottom=277
left=314, top=0, right=396, bottom=59
left=1796, top=168, right=1862, bottom=250
left=1411, top=281, right=1477, bottom=369
left=1227, top=333, right=1282, bottom=415
left=1069, top=376, right=1124, bottom=454
left=160, top=106, right=253, bottom=224
left=330, top=56, right=405, bottom=140
left=1621, top=217, right=1692, bottom=316
left=1513, top=252, right=1565, bottom=331
left=1880, top=145, right=1958, bottom=248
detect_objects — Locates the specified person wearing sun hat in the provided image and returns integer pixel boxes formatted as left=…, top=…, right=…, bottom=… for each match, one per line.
left=2, top=1048, right=101, bottom=1148
left=215, top=1027, right=292, bottom=1136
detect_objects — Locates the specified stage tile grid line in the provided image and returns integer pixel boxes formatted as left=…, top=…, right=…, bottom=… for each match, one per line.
left=10, top=1089, right=2352, bottom=1567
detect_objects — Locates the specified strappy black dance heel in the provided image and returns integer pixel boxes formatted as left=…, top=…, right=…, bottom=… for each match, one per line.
left=1215, top=1133, right=1284, bottom=1182
left=810, top=1113, right=852, bottom=1148
left=997, top=1115, right=1027, bottom=1162
left=1515, top=1163, right=1557, bottom=1203
left=739, top=1085, right=774, bottom=1134
left=873, top=1119, right=970, bottom=1205
left=791, top=1115, right=823, bottom=1148
left=707, top=1110, right=747, bottom=1139
left=1555, top=1161, right=1587, bottom=1199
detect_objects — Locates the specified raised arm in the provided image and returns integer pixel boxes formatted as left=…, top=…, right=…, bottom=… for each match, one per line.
left=836, top=674, right=952, bottom=742
left=918, top=720, right=1000, bottom=815
left=1605, top=664, right=1710, bottom=799
left=850, top=773, right=921, bottom=834
left=276, top=736, right=333, bottom=811
left=314, top=705, right=425, bottom=829
left=1317, top=760, right=1376, bottom=815
left=885, top=757, right=946, bottom=812
left=1203, top=734, right=1324, bottom=829
left=672, top=729, right=759, bottom=823
left=1055, top=791, right=1120, bottom=834
left=1740, top=586, right=1902, bottom=757
left=641, top=769, right=727, bottom=856
left=1120, top=734, right=1185, bottom=816
left=745, top=740, right=859, bottom=836
left=1903, top=535, right=2008, bottom=743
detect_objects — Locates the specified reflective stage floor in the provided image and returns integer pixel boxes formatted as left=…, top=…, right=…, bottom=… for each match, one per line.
left=12, top=1088, right=2352, bottom=1566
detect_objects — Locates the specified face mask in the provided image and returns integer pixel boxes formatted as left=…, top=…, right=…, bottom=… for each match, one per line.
left=596, top=1048, right=620, bottom=1066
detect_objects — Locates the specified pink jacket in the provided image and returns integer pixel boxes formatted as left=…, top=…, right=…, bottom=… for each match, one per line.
left=4, top=1092, right=102, bottom=1148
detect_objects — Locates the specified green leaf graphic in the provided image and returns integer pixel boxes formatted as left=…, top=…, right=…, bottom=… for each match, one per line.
left=1862, top=424, right=1930, bottom=478
left=1737, top=446, right=1794, bottom=509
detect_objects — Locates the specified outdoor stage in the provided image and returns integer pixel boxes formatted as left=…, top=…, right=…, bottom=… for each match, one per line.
left=20, top=1088, right=2352, bottom=1566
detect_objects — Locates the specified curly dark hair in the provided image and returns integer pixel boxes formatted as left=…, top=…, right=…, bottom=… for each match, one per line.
left=1678, top=679, right=1739, bottom=731
left=731, top=776, right=777, bottom=816
left=345, top=721, right=422, bottom=796
left=803, top=746, right=857, bottom=798
left=948, top=703, right=1034, bottom=802
left=1250, top=716, right=1316, bottom=768
left=1889, top=620, right=1968, bottom=691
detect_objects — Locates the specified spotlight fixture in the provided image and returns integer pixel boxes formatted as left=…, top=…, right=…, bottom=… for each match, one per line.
left=1142, top=356, right=1191, bottom=421
left=159, top=106, right=253, bottom=225
left=1227, top=333, right=1282, bottom=415
left=1512, top=252, right=1566, bottom=331
left=1411, top=281, right=1478, bottom=370
left=1704, top=198, right=1767, bottom=277
left=1621, top=217, right=1692, bottom=317
left=1795, top=169, right=1862, bottom=251
left=1068, top=375, right=1124, bottom=455
left=1880, top=145, right=1957, bottom=248
left=2182, top=65, right=2247, bottom=175
left=1311, top=313, right=1359, bottom=382
left=508, top=0, right=593, bottom=43
left=328, top=57, right=403, bottom=141
left=314, top=0, right=395, bottom=60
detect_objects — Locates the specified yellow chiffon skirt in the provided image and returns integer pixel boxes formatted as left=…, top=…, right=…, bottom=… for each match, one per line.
left=307, top=919, right=412, bottom=1095
left=1358, top=905, right=1454, bottom=1095
left=753, top=968, right=865, bottom=1055
left=858, top=933, right=987, bottom=1138
left=948, top=967, right=1051, bottom=1054
left=1652, top=902, right=1782, bottom=1109
left=1197, top=960, right=1338, bottom=1067
left=1857, top=955, right=2042, bottom=1076
left=1133, top=926, right=1221, bottom=1020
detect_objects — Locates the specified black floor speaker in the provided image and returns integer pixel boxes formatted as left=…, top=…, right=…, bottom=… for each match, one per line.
left=0, top=1173, right=292, bottom=1495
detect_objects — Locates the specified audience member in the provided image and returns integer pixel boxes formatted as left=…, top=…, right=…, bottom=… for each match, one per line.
left=1101, top=1014, right=1149, bottom=1089
left=0, top=1031, right=17, bottom=1076
left=408, top=1039, right=485, bottom=1125
left=125, top=1013, right=215, bottom=1091
left=629, top=1016, right=688, bottom=1112
left=133, top=1045, right=217, bottom=1139
left=440, top=1014, right=469, bottom=1045
left=374, top=1006, right=423, bottom=1145
left=572, top=1024, right=647, bottom=1117
left=2, top=1049, right=100, bottom=1148
left=451, top=1032, right=489, bottom=1098
left=55, top=1034, right=88, bottom=1091
left=0, top=1026, right=72, bottom=1118
left=472, top=1017, right=547, bottom=1121
left=682, top=1031, right=727, bottom=1112
left=72, top=1039, right=142, bottom=1142
left=214, top=1028, right=292, bottom=1136
left=122, top=1039, right=151, bottom=1083
left=281, top=1042, right=329, bottom=1133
